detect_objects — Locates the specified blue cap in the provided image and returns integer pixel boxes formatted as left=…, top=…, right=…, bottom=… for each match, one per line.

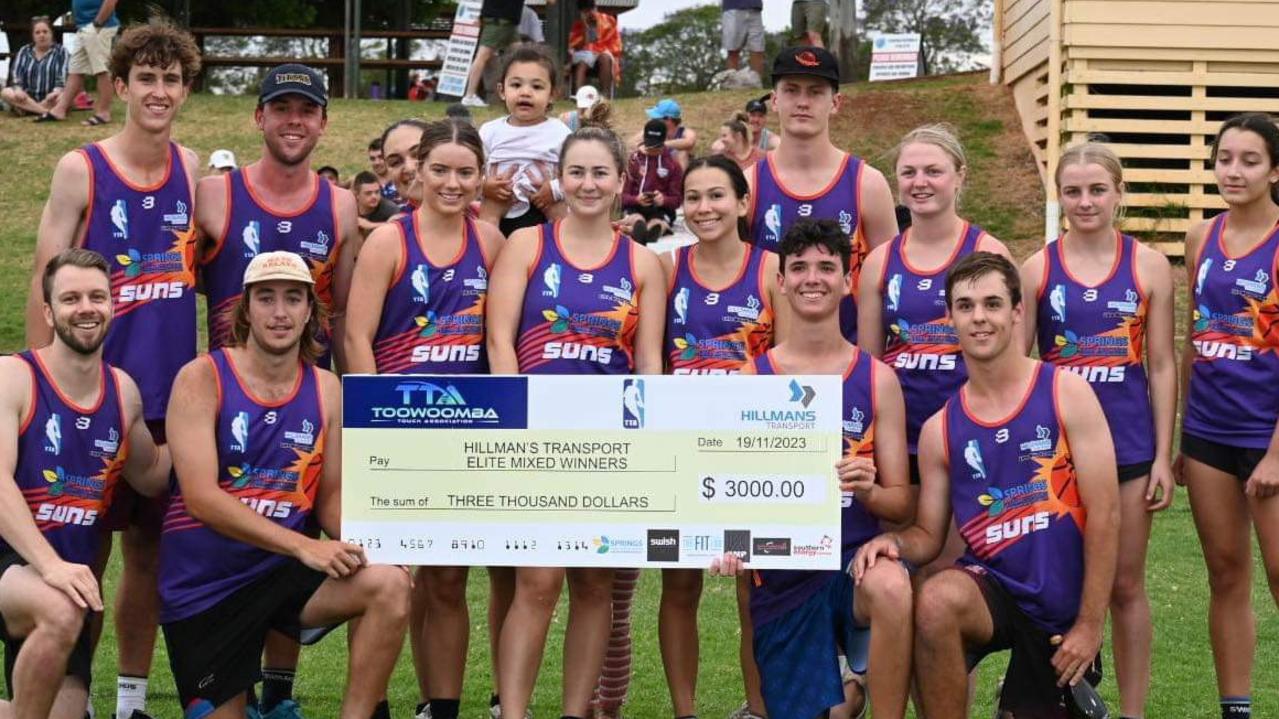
left=646, top=98, right=681, bottom=120
left=259, top=64, right=328, bottom=107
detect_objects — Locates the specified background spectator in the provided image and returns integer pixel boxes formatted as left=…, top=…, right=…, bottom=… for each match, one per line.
left=353, top=170, right=400, bottom=236
left=721, top=0, right=764, bottom=87
left=369, top=79, right=384, bottom=99
left=318, top=165, right=341, bottom=185
left=791, top=0, right=828, bottom=47
left=635, top=98, right=696, bottom=170
left=445, top=102, right=475, bottom=126
left=716, top=112, right=765, bottom=170
left=2, top=16, right=68, bottom=117
left=463, top=0, right=546, bottom=107
left=559, top=84, right=599, bottom=131
left=207, top=149, right=236, bottom=175
left=746, top=95, right=780, bottom=151
left=568, top=0, right=620, bottom=99
left=519, top=4, right=545, bottom=43
left=368, top=137, right=401, bottom=202
left=36, top=0, right=119, bottom=125
left=620, top=119, right=683, bottom=245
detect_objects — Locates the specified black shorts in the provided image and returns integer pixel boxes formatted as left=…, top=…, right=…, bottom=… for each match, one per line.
left=1117, top=460, right=1153, bottom=484
left=0, top=552, right=95, bottom=695
left=956, top=565, right=1101, bottom=719
left=162, top=559, right=326, bottom=711
left=498, top=206, right=547, bottom=238
left=1181, top=433, right=1266, bottom=482
left=103, top=418, right=169, bottom=532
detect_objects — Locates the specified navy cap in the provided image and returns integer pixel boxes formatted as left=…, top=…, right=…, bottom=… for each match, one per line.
left=771, top=46, right=840, bottom=87
left=259, top=64, right=328, bottom=107
left=643, top=119, right=668, bottom=147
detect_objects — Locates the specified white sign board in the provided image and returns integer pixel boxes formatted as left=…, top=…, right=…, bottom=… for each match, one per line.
left=437, top=0, right=483, bottom=98
left=869, top=33, right=921, bottom=82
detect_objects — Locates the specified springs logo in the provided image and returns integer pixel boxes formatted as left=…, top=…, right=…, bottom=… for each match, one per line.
left=414, top=310, right=439, bottom=337
left=41, top=465, right=103, bottom=498
left=542, top=305, right=572, bottom=333
left=44, top=414, right=62, bottom=455
left=672, top=333, right=699, bottom=361
left=622, top=379, right=645, bottom=429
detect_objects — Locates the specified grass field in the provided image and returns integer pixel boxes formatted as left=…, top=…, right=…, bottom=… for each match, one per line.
left=1, top=73, right=1276, bottom=717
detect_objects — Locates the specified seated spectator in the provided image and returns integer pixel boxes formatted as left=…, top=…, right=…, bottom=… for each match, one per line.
left=559, top=84, right=599, bottom=131
left=746, top=94, right=780, bottom=151
left=631, top=98, right=696, bottom=170
left=445, top=102, right=475, bottom=126
left=318, top=165, right=341, bottom=185
left=2, top=16, right=68, bottom=117
left=354, top=170, right=400, bottom=236
left=569, top=0, right=620, bottom=99
left=208, top=149, right=237, bottom=175
left=716, top=112, right=765, bottom=170
left=519, top=4, right=545, bottom=43
left=620, top=119, right=684, bottom=245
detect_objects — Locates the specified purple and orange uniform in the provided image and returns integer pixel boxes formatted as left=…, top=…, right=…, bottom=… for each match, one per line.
left=664, top=244, right=774, bottom=374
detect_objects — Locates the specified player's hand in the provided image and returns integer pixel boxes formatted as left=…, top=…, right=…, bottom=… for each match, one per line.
left=1172, top=453, right=1187, bottom=487
left=1245, top=452, right=1279, bottom=499
left=528, top=176, right=555, bottom=211
left=708, top=551, right=746, bottom=577
left=837, top=456, right=877, bottom=497
left=297, top=538, right=366, bottom=578
left=1050, top=621, right=1102, bottom=687
left=1146, top=456, right=1174, bottom=511
left=850, top=533, right=899, bottom=585
left=39, top=559, right=103, bottom=611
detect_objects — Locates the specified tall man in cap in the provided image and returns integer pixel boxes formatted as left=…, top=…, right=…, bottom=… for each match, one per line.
left=196, top=63, right=358, bottom=372
left=1, top=248, right=171, bottom=719
left=192, top=62, right=359, bottom=718
left=161, top=251, right=411, bottom=719
left=27, top=20, right=203, bottom=719
left=747, top=45, right=898, bottom=343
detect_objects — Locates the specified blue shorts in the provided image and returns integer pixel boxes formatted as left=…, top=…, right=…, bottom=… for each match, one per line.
left=753, top=572, right=869, bottom=719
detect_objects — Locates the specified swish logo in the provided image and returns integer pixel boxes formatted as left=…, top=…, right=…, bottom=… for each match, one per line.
left=674, top=287, right=690, bottom=325
left=886, top=273, right=903, bottom=311
left=964, top=439, right=987, bottom=479
left=672, top=333, right=699, bottom=361
left=1049, top=284, right=1066, bottom=322
left=45, top=414, right=62, bottom=455
left=622, top=379, right=645, bottom=429
left=230, top=411, right=250, bottom=452
left=111, top=200, right=129, bottom=239
left=543, top=263, right=562, bottom=298
left=242, top=221, right=261, bottom=256
left=411, top=264, right=430, bottom=304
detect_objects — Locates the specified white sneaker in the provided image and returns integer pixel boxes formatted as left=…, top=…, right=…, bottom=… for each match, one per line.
left=726, top=702, right=765, bottom=719
left=461, top=94, right=488, bottom=108
left=488, top=706, right=532, bottom=719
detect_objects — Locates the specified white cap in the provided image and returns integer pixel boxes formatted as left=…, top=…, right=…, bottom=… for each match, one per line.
left=242, top=251, right=314, bottom=288
left=575, top=85, right=600, bottom=110
left=209, top=149, right=237, bottom=170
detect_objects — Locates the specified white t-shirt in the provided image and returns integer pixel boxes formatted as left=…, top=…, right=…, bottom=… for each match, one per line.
left=480, top=116, right=572, bottom=219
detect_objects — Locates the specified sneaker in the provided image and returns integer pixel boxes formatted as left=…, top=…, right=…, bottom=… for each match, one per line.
left=416, top=702, right=432, bottom=719
left=461, top=94, right=488, bottom=108
left=261, top=700, right=306, bottom=719
left=726, top=702, right=765, bottom=719
left=488, top=705, right=533, bottom=719
left=113, top=712, right=155, bottom=719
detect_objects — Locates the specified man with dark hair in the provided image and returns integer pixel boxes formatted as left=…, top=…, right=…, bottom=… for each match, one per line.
left=367, top=138, right=399, bottom=201
left=853, top=251, right=1120, bottom=718
left=713, top=218, right=914, bottom=719
left=35, top=0, right=118, bottom=125
left=353, top=171, right=399, bottom=236
left=161, top=250, right=410, bottom=719
left=317, top=166, right=340, bottom=186
left=2, top=247, right=169, bottom=719
left=27, top=21, right=202, bottom=718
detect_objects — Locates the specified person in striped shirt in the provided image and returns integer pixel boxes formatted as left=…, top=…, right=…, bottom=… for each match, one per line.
left=2, top=16, right=68, bottom=116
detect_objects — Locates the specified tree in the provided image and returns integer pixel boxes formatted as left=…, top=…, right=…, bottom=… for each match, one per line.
left=861, top=0, right=991, bottom=75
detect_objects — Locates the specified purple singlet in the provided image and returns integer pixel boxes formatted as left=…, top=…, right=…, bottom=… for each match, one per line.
left=515, top=222, right=639, bottom=374
left=878, top=224, right=983, bottom=451
left=158, top=349, right=324, bottom=623
left=749, top=348, right=879, bottom=627
left=945, top=362, right=1085, bottom=634
left=372, top=213, right=489, bottom=374
left=1184, top=215, right=1279, bottom=448
left=79, top=142, right=196, bottom=421
left=664, top=244, right=774, bottom=374
left=7, top=351, right=126, bottom=566
left=201, top=169, right=341, bottom=364
left=748, top=152, right=867, bottom=342
left=1036, top=232, right=1154, bottom=466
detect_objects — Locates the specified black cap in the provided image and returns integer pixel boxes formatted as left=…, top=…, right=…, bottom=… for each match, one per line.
left=771, top=46, right=840, bottom=87
left=745, top=97, right=768, bottom=114
left=259, top=64, right=328, bottom=107
left=643, top=119, right=668, bottom=148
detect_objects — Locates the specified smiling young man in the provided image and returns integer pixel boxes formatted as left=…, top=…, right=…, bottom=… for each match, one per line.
left=195, top=64, right=359, bottom=375
left=852, top=252, right=1120, bottom=718
left=747, top=46, right=898, bottom=343
left=160, top=251, right=410, bottom=719
left=0, top=249, right=170, bottom=719
left=25, top=21, right=201, bottom=719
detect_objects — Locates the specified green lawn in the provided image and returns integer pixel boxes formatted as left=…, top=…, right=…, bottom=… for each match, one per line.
left=2, top=78, right=1275, bottom=717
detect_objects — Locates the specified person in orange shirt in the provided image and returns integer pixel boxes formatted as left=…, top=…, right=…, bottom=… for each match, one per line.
left=569, top=0, right=620, bottom=98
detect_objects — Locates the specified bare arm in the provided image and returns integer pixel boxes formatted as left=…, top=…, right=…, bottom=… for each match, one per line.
left=313, top=370, right=344, bottom=539
left=632, top=245, right=668, bottom=374
left=485, top=228, right=540, bottom=374
left=856, top=243, right=889, bottom=357
left=1019, top=250, right=1046, bottom=355
left=194, top=174, right=229, bottom=270
left=0, top=358, right=102, bottom=609
left=340, top=226, right=399, bottom=376
left=27, top=152, right=90, bottom=347
left=666, top=128, right=697, bottom=153
left=763, top=251, right=789, bottom=345
left=328, top=187, right=361, bottom=374
left=1137, top=244, right=1177, bottom=509
left=856, top=361, right=913, bottom=523
left=117, top=370, right=169, bottom=497
left=858, top=165, right=899, bottom=249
